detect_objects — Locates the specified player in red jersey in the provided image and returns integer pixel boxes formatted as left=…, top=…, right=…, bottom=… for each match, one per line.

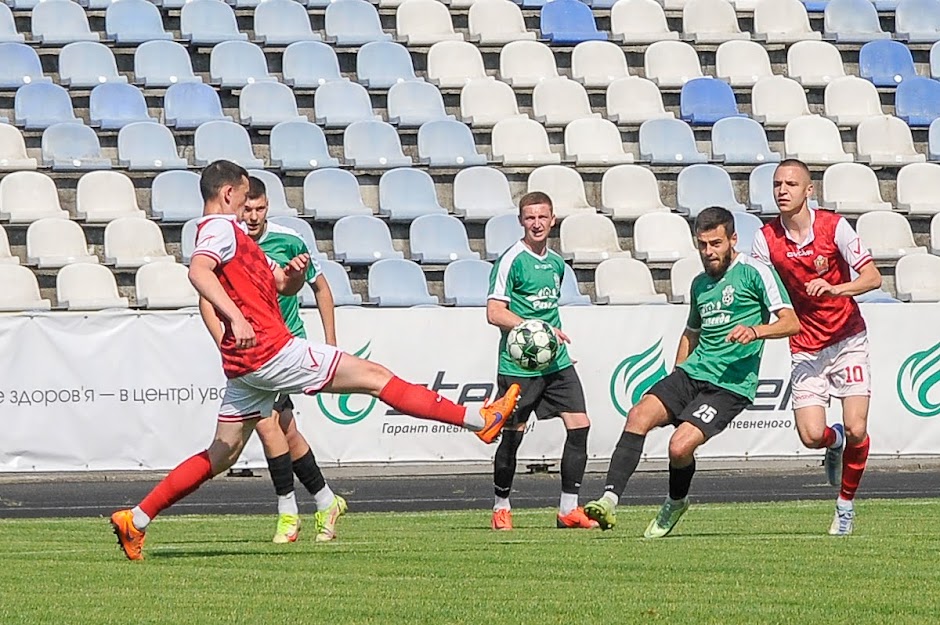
left=109, top=160, right=520, bottom=560
left=751, top=159, right=882, bottom=535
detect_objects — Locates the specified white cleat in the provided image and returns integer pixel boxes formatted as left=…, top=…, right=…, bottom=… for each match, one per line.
left=829, top=500, right=854, bottom=536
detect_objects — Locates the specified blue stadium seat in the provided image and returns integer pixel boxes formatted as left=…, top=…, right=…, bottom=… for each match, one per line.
left=247, top=169, right=298, bottom=217
left=164, top=82, right=232, bottom=129
left=559, top=263, right=592, bottom=306
left=367, top=259, right=438, bottom=307
left=41, top=123, right=111, bottom=171
left=15, top=83, right=81, bottom=130
left=343, top=120, right=412, bottom=169
left=638, top=118, right=708, bottom=164
left=679, top=77, right=745, bottom=125
left=59, top=42, right=126, bottom=88
left=269, top=216, right=323, bottom=260
left=410, top=214, right=479, bottom=264
left=0, top=4, right=24, bottom=43
left=540, top=0, right=608, bottom=45
left=378, top=168, right=448, bottom=221
left=303, top=169, right=373, bottom=220
left=239, top=82, right=304, bottom=128
left=711, top=117, right=781, bottom=164
left=356, top=41, right=419, bottom=89
left=929, top=118, right=940, bottom=160
left=118, top=122, right=187, bottom=170
left=823, top=0, right=890, bottom=42
left=318, top=260, right=362, bottom=306
left=32, top=0, right=100, bottom=44
left=270, top=120, right=340, bottom=171
left=387, top=81, right=453, bottom=127
left=282, top=41, right=343, bottom=88
left=105, top=0, right=172, bottom=45
left=677, top=164, right=747, bottom=217
left=895, top=0, right=940, bottom=43
left=896, top=77, right=940, bottom=126
left=484, top=213, right=524, bottom=259
left=209, top=41, right=276, bottom=89
left=314, top=80, right=377, bottom=127
left=417, top=119, right=487, bottom=168
left=444, top=259, right=492, bottom=307
left=0, top=43, right=50, bottom=88
left=194, top=121, right=265, bottom=168
left=90, top=83, right=156, bottom=130
left=151, top=171, right=203, bottom=221
left=325, top=0, right=392, bottom=46
left=732, top=212, right=765, bottom=255
left=180, top=0, right=248, bottom=45
left=134, top=41, right=201, bottom=88
left=859, top=40, right=917, bottom=87
left=334, top=215, right=403, bottom=265
left=254, top=0, right=321, bottom=45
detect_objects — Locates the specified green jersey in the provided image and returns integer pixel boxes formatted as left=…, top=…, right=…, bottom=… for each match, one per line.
left=680, top=254, right=791, bottom=401
left=257, top=222, right=321, bottom=339
left=488, top=240, right=572, bottom=377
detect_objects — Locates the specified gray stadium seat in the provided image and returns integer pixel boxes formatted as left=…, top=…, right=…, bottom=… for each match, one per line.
left=239, top=82, right=304, bottom=128
left=59, top=42, right=126, bottom=88
left=378, top=168, right=448, bottom=221
left=318, top=259, right=363, bottom=306
left=180, top=0, right=248, bottom=45
left=270, top=120, right=340, bottom=171
left=164, top=83, right=233, bottom=129
left=247, top=169, right=299, bottom=217
left=32, top=0, right=100, bottom=44
left=282, top=41, right=344, bottom=88
left=638, top=118, right=708, bottom=164
left=118, top=122, right=187, bottom=171
left=357, top=41, right=420, bottom=88
left=325, top=0, right=392, bottom=46
left=387, top=81, right=454, bottom=127
left=484, top=213, right=524, bottom=260
left=453, top=166, right=516, bottom=221
left=333, top=215, right=403, bottom=265
left=151, top=171, right=203, bottom=222
left=41, top=124, right=112, bottom=171
left=15, top=83, right=81, bottom=130
left=134, top=41, right=201, bottom=88
left=194, top=121, right=264, bottom=168
left=105, top=0, right=172, bottom=45
left=343, top=120, right=412, bottom=169
left=368, top=259, right=439, bottom=307
left=314, top=80, right=378, bottom=128
left=0, top=43, right=49, bottom=88
left=417, top=119, right=487, bottom=168
left=90, top=83, right=157, bottom=130
left=443, top=259, right=493, bottom=306
left=209, top=41, right=276, bottom=89
left=410, top=214, right=479, bottom=264
left=677, top=164, right=747, bottom=217
left=303, top=169, right=372, bottom=219
left=254, top=0, right=322, bottom=45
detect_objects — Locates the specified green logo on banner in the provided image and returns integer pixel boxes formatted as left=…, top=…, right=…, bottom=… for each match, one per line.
left=609, top=339, right=668, bottom=417
left=897, top=341, right=940, bottom=418
left=317, top=342, right=377, bottom=425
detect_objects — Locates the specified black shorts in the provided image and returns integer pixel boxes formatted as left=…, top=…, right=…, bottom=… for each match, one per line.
left=273, top=393, right=294, bottom=414
left=497, top=366, right=587, bottom=427
left=647, top=368, right=750, bottom=440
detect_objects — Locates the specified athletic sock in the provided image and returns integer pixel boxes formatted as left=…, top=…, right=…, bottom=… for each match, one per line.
left=820, top=426, right=840, bottom=450
left=559, top=492, right=579, bottom=516
left=668, top=459, right=696, bottom=501
left=494, top=496, right=511, bottom=511
left=378, top=376, right=469, bottom=428
left=602, top=431, right=646, bottom=499
left=266, top=452, right=294, bottom=497
left=278, top=492, right=299, bottom=516
left=292, top=449, right=326, bottom=496
left=313, top=485, right=336, bottom=512
left=601, top=491, right=619, bottom=506
left=560, top=426, right=589, bottom=502
left=138, top=450, right=213, bottom=522
left=494, top=429, right=525, bottom=501
left=840, top=435, right=870, bottom=501
left=131, top=506, right=151, bottom=531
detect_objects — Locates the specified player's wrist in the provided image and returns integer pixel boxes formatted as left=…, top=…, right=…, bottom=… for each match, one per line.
left=750, top=326, right=760, bottom=340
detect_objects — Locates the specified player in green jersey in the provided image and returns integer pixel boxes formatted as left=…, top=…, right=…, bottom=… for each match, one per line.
left=583, top=207, right=801, bottom=537
left=486, top=191, right=598, bottom=531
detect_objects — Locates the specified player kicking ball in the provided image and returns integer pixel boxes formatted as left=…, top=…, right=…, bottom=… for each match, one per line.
left=583, top=207, right=800, bottom=538
left=752, top=159, right=882, bottom=536
left=109, top=160, right=520, bottom=560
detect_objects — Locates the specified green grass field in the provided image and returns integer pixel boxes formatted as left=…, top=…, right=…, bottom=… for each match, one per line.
left=2, top=499, right=939, bottom=625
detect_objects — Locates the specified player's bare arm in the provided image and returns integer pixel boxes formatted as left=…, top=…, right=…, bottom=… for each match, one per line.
left=271, top=253, right=310, bottom=296
left=198, top=296, right=224, bottom=348
left=805, top=262, right=882, bottom=298
left=726, top=307, right=800, bottom=345
left=189, top=255, right=256, bottom=349
left=311, top=273, right=337, bottom=346
left=486, top=299, right=524, bottom=333
left=675, top=328, right=699, bottom=365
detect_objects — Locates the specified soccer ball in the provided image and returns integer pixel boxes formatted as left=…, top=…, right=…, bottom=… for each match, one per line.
left=507, top=319, right=559, bottom=372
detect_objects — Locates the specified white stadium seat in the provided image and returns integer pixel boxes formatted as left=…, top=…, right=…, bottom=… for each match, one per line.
left=75, top=171, right=146, bottom=222
left=856, top=116, right=926, bottom=166
left=571, top=41, right=630, bottom=88
left=499, top=40, right=559, bottom=88
left=644, top=40, right=703, bottom=88
left=0, top=264, right=50, bottom=311
left=595, top=258, right=668, bottom=305
left=0, top=171, right=68, bottom=223
left=896, top=163, right=940, bottom=215
left=26, top=218, right=97, bottom=268
left=56, top=263, right=129, bottom=311
left=670, top=254, right=704, bottom=303
left=895, top=254, right=940, bottom=302
left=527, top=165, right=595, bottom=219
left=752, top=76, right=811, bottom=126
left=855, top=211, right=926, bottom=261
left=532, top=77, right=599, bottom=127
left=600, top=165, right=671, bottom=220
left=787, top=40, right=846, bottom=87
left=821, top=163, right=891, bottom=214
left=559, top=213, right=630, bottom=264
left=136, top=262, right=198, bottom=309
left=682, top=0, right=751, bottom=43
left=564, top=118, right=635, bottom=166
left=491, top=117, right=561, bottom=166
left=633, top=212, right=697, bottom=264
left=715, top=40, right=774, bottom=87
left=104, top=217, right=175, bottom=268
left=784, top=115, right=854, bottom=164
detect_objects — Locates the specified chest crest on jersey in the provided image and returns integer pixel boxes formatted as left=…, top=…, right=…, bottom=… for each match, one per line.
left=814, top=255, right=829, bottom=275
left=721, top=285, right=735, bottom=306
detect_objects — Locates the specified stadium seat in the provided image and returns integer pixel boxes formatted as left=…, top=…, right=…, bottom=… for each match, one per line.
left=895, top=77, right=940, bottom=127
left=859, top=40, right=917, bottom=87
left=397, top=0, right=463, bottom=45
left=500, top=41, right=560, bottom=88
left=314, top=80, right=377, bottom=128
left=367, top=259, right=438, bottom=307
left=194, top=121, right=264, bottom=168
left=677, top=164, right=747, bottom=217
left=895, top=254, right=940, bottom=302
left=571, top=41, right=630, bottom=88
left=134, top=41, right=201, bottom=88
left=468, top=0, right=535, bottom=45
left=410, top=214, right=479, bottom=264
left=0, top=4, right=23, bottom=43
left=0, top=43, right=49, bottom=88
left=136, top=263, right=198, bottom=309
left=0, top=265, right=50, bottom=311
left=443, top=259, right=492, bottom=306
left=164, top=82, right=232, bottom=129
left=824, top=0, right=890, bottom=42
left=633, top=212, right=697, bottom=263
left=247, top=169, right=299, bottom=217
left=532, top=78, right=599, bottom=127
left=933, top=213, right=940, bottom=254
left=679, top=78, right=745, bottom=125
left=559, top=213, right=630, bottom=264
left=751, top=76, right=811, bottom=126
left=638, top=118, right=708, bottom=164
left=600, top=165, right=670, bottom=220
left=387, top=81, right=453, bottom=127
left=753, top=0, right=820, bottom=43
left=606, top=77, right=675, bottom=125
left=41, top=124, right=111, bottom=171
left=318, top=260, right=362, bottom=306
left=333, top=215, right=403, bottom=265
left=14, top=83, right=80, bottom=130
left=611, top=0, right=679, bottom=44
left=460, top=78, right=523, bottom=127
left=325, top=0, right=392, bottom=46
left=269, top=215, right=322, bottom=259
left=282, top=41, right=343, bottom=88
left=427, top=41, right=487, bottom=88
left=856, top=211, right=926, bottom=261
left=26, top=218, right=96, bottom=268
left=378, top=168, right=448, bottom=221
left=670, top=254, right=704, bottom=303
left=90, top=83, right=156, bottom=130
left=59, top=42, right=126, bottom=88
left=56, top=264, right=129, bottom=311
left=559, top=264, right=592, bottom=306
left=715, top=40, right=774, bottom=87
left=270, top=120, right=340, bottom=171
left=417, top=119, right=487, bottom=167
left=527, top=165, right=595, bottom=218
left=151, top=171, right=203, bottom=222
left=344, top=120, right=412, bottom=169
left=180, top=0, right=247, bottom=45
left=239, top=82, right=304, bottom=128
left=748, top=162, right=780, bottom=215
left=731, top=211, right=764, bottom=255
left=644, top=41, right=704, bottom=88
left=896, top=162, right=940, bottom=214
left=784, top=115, right=853, bottom=163
left=484, top=213, right=524, bottom=259
left=0, top=171, right=68, bottom=223
left=540, top=0, right=607, bottom=44
left=454, top=167, right=516, bottom=221
left=303, top=169, right=372, bottom=219
left=856, top=115, right=926, bottom=166
left=682, top=0, right=750, bottom=43
left=0, top=124, right=37, bottom=171
left=32, top=0, right=99, bottom=44
left=357, top=41, right=419, bottom=89
left=786, top=40, right=846, bottom=87
left=821, top=163, right=891, bottom=213
left=595, top=258, right=667, bottom=305
left=491, top=118, right=561, bottom=166
left=711, top=117, right=780, bottom=165
left=180, top=218, right=198, bottom=265
left=254, top=0, right=322, bottom=45
left=824, top=76, right=884, bottom=127
left=118, top=122, right=186, bottom=171
left=76, top=171, right=146, bottom=222
left=104, top=217, right=174, bottom=268
left=209, top=41, right=275, bottom=89
left=895, top=0, right=940, bottom=42
left=564, top=118, right=634, bottom=166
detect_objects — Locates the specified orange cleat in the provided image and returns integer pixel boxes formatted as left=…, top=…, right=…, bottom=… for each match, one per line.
left=491, top=508, right=513, bottom=531
left=110, top=509, right=146, bottom=561
left=556, top=507, right=601, bottom=529
left=476, top=384, right=520, bottom=444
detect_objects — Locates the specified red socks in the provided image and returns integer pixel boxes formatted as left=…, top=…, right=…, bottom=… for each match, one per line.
left=840, top=436, right=870, bottom=501
left=139, top=450, right=213, bottom=519
left=820, top=426, right=838, bottom=449
left=379, top=376, right=466, bottom=427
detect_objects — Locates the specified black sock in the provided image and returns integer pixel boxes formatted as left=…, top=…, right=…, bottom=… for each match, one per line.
left=266, top=452, right=294, bottom=497
left=561, top=426, right=589, bottom=494
left=292, top=449, right=326, bottom=495
left=603, top=431, right=646, bottom=498
left=494, top=429, right=525, bottom=499
left=668, top=459, right=696, bottom=501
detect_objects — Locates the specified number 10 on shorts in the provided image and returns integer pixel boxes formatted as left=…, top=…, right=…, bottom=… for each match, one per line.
left=693, top=404, right=717, bottom=424
left=844, top=366, right=864, bottom=383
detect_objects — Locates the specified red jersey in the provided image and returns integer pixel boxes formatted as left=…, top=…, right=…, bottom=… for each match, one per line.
left=752, top=208, right=872, bottom=354
left=191, top=214, right=292, bottom=378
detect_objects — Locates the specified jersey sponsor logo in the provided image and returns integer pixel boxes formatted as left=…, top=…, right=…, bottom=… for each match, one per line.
left=317, top=342, right=377, bottom=425
left=533, top=263, right=553, bottom=270
left=525, top=286, right=560, bottom=311
left=786, top=249, right=814, bottom=258
left=701, top=312, right=731, bottom=327
left=896, top=341, right=940, bottom=418
left=609, top=339, right=668, bottom=417
left=814, top=255, right=829, bottom=275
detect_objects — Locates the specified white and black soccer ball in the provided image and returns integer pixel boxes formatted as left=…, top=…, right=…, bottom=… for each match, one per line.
left=507, top=319, right=559, bottom=372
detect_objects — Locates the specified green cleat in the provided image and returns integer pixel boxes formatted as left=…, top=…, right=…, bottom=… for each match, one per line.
left=272, top=513, right=301, bottom=544
left=644, top=497, right=690, bottom=539
left=314, top=495, right=348, bottom=543
left=583, top=497, right=617, bottom=531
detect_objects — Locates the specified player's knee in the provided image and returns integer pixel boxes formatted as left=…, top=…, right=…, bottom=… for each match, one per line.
left=207, top=440, right=241, bottom=475
left=625, top=405, right=656, bottom=434
left=798, top=430, right=825, bottom=449
left=844, top=423, right=867, bottom=445
left=668, top=436, right=697, bottom=463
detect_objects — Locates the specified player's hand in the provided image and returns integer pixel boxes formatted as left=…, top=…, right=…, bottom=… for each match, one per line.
left=231, top=315, right=256, bottom=350
left=285, top=253, right=310, bottom=276
left=726, top=324, right=758, bottom=344
left=804, top=278, right=839, bottom=298
left=553, top=327, right=571, bottom=344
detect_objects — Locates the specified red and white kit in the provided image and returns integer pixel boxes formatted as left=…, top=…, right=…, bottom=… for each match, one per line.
left=192, top=215, right=341, bottom=420
left=752, top=208, right=873, bottom=409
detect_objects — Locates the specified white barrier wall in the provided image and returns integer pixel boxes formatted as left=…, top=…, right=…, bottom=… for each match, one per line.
left=2, top=304, right=940, bottom=472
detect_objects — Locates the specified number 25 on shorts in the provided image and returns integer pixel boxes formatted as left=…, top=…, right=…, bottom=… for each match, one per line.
left=693, top=404, right=717, bottom=424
